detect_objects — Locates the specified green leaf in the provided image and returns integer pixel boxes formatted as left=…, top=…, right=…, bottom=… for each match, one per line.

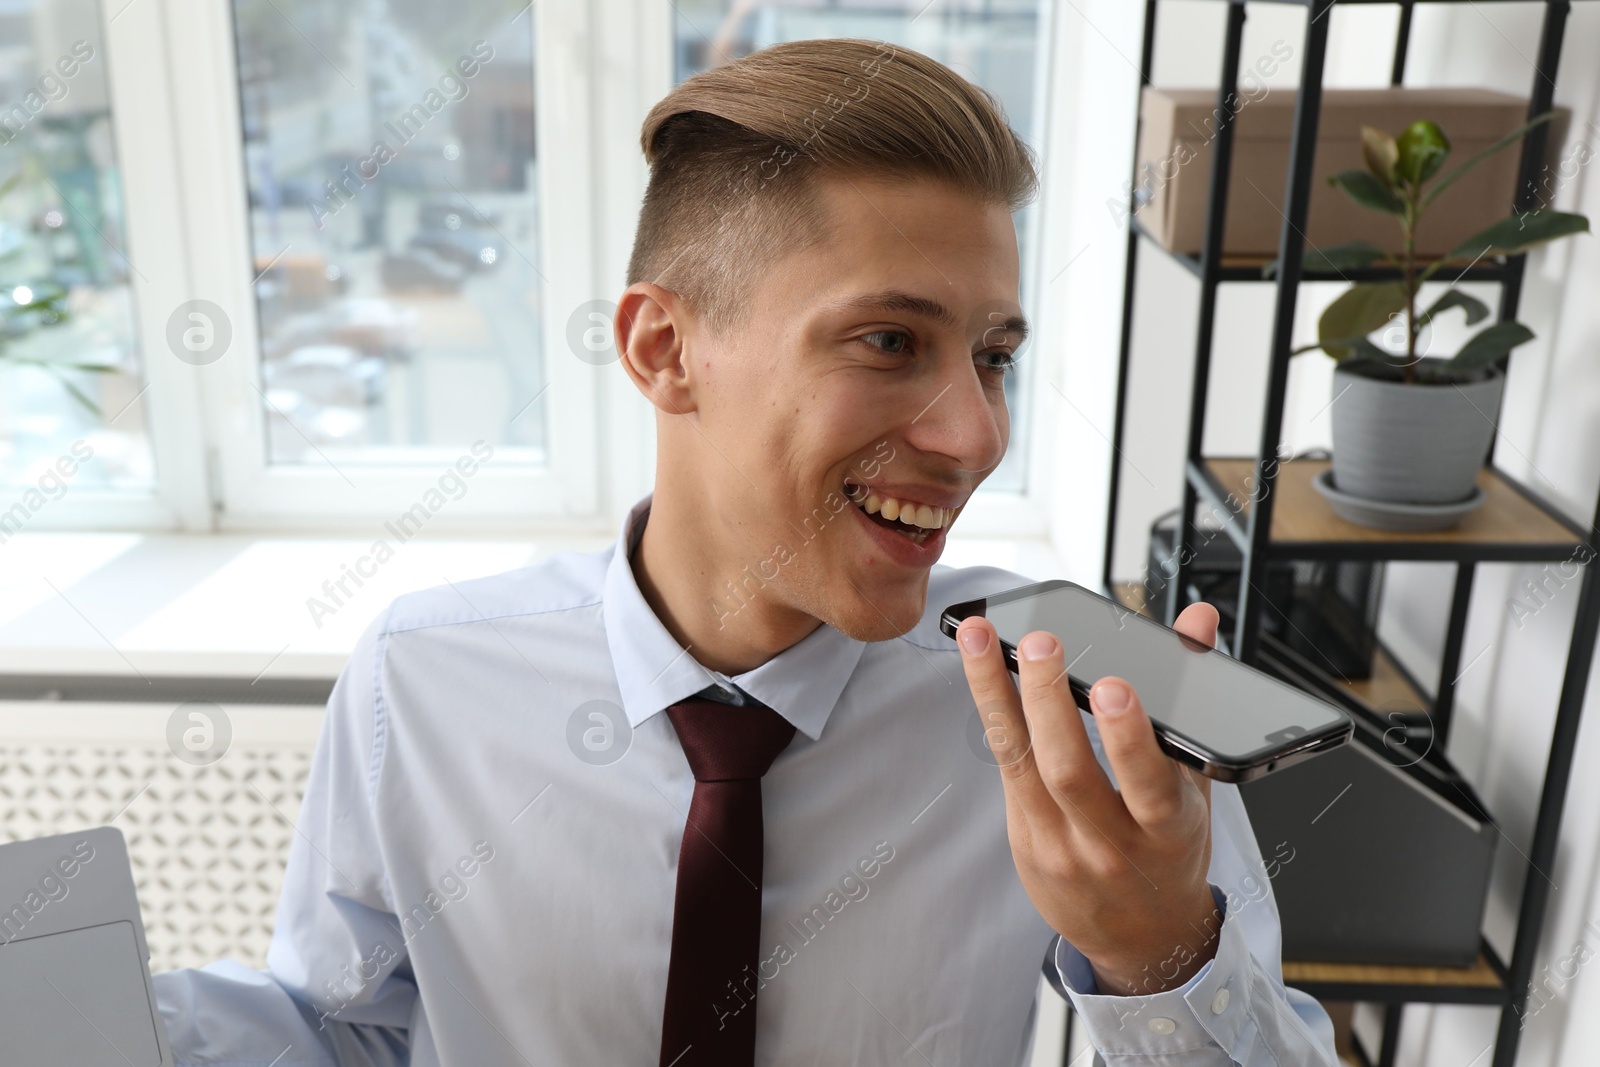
left=1263, top=239, right=1391, bottom=279
left=8, top=293, right=69, bottom=314
left=1361, top=125, right=1399, bottom=186
left=1447, top=210, right=1590, bottom=262
left=1423, top=110, right=1558, bottom=208
left=1447, top=321, right=1536, bottom=374
left=1318, top=281, right=1408, bottom=359
left=1293, top=335, right=1392, bottom=362
left=1395, top=120, right=1451, bottom=184
left=1417, top=290, right=1490, bottom=330
left=1328, top=169, right=1406, bottom=214
left=0, top=170, right=21, bottom=201
left=36, top=363, right=105, bottom=418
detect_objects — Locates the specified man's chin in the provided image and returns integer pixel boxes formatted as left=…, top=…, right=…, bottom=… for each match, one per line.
left=824, top=579, right=929, bottom=642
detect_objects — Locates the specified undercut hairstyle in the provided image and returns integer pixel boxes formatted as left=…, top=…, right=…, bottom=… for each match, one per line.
left=626, top=38, right=1040, bottom=335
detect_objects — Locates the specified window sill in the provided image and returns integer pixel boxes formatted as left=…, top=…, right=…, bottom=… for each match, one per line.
left=0, top=530, right=1067, bottom=683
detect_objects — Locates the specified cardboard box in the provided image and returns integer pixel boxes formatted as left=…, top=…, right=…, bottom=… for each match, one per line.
left=1134, top=87, right=1532, bottom=259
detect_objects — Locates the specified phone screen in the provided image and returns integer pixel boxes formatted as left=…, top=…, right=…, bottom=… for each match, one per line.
left=978, top=581, right=1349, bottom=765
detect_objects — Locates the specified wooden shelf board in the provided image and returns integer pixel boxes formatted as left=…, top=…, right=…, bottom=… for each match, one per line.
left=1130, top=215, right=1505, bottom=283
left=1335, top=645, right=1429, bottom=714
left=1284, top=952, right=1502, bottom=990
left=1112, top=582, right=1428, bottom=713
left=1111, top=581, right=1150, bottom=618
left=1212, top=251, right=1499, bottom=276
left=1204, top=458, right=1581, bottom=552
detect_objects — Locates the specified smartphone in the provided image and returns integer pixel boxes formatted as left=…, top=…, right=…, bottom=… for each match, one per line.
left=940, top=579, right=1352, bottom=783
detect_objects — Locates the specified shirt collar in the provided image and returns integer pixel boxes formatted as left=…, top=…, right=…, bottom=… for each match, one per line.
left=603, top=493, right=867, bottom=741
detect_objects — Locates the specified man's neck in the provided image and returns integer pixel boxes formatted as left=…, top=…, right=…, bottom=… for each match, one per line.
left=630, top=496, right=823, bottom=676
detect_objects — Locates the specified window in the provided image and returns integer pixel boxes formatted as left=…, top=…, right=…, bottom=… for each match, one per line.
left=1, top=0, right=1052, bottom=533
left=173, top=0, right=600, bottom=525
left=671, top=0, right=1050, bottom=494
left=0, top=3, right=153, bottom=501
left=230, top=1, right=548, bottom=468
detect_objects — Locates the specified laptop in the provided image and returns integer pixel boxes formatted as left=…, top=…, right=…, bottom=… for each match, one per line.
left=0, top=826, right=173, bottom=1066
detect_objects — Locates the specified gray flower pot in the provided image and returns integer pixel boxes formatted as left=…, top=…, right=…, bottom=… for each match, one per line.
left=1329, top=358, right=1506, bottom=506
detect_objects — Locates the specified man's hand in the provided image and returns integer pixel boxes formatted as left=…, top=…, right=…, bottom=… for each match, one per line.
left=956, top=602, right=1225, bottom=997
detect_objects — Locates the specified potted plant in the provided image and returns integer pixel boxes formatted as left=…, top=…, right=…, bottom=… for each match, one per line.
left=1284, top=115, right=1589, bottom=529
left=1, top=165, right=104, bottom=416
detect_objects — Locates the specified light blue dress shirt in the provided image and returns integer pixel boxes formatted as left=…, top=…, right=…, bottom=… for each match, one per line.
left=152, top=494, right=1339, bottom=1065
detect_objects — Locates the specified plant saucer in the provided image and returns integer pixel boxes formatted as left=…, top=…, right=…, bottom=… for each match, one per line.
left=1313, top=469, right=1487, bottom=532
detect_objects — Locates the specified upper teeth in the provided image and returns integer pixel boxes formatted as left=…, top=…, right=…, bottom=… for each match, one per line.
left=845, top=484, right=955, bottom=530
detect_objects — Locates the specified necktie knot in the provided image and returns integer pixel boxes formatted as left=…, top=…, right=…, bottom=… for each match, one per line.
left=666, top=697, right=796, bottom=782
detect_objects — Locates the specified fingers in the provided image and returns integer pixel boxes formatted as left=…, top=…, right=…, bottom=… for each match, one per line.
left=1089, top=676, right=1186, bottom=826
left=1173, top=601, right=1220, bottom=649
left=1171, top=601, right=1218, bottom=805
left=955, top=618, right=1046, bottom=797
left=1012, top=630, right=1127, bottom=830
left=958, top=601, right=1225, bottom=835
left=1094, top=600, right=1222, bottom=824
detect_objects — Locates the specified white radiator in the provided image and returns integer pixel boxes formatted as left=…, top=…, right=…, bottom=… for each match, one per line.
left=0, top=701, right=323, bottom=974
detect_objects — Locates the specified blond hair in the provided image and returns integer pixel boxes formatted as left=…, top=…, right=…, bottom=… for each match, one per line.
left=625, top=38, right=1039, bottom=334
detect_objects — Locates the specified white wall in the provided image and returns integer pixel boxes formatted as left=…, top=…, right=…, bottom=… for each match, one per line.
left=1376, top=9, right=1600, bottom=1066
left=1043, top=4, right=1600, bottom=1064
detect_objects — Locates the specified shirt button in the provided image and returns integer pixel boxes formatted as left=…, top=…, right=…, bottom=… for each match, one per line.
left=1147, top=1017, right=1176, bottom=1035
left=1211, top=987, right=1231, bottom=1014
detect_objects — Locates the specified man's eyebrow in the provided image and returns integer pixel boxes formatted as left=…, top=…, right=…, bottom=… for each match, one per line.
left=977, top=310, right=1030, bottom=345
left=828, top=289, right=1030, bottom=343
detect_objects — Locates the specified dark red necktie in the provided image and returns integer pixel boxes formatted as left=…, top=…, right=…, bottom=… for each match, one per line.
left=658, top=697, right=796, bottom=1067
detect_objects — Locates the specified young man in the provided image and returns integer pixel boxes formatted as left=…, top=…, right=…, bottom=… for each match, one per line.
left=153, top=39, right=1338, bottom=1066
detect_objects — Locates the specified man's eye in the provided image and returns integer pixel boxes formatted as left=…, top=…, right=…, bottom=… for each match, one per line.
left=978, top=350, right=1018, bottom=375
left=861, top=330, right=913, bottom=356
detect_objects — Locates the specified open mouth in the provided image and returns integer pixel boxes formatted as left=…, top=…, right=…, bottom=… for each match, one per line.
left=843, top=481, right=959, bottom=546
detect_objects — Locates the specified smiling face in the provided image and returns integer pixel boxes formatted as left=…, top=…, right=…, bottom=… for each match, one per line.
left=622, top=172, right=1025, bottom=660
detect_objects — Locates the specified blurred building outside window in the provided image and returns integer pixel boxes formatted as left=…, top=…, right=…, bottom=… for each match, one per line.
left=0, top=0, right=151, bottom=503
left=231, top=0, right=545, bottom=470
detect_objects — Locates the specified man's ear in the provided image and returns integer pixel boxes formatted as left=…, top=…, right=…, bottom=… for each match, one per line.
left=616, top=282, right=697, bottom=415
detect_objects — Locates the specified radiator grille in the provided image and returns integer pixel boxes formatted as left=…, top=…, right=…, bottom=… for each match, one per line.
left=1, top=718, right=316, bottom=973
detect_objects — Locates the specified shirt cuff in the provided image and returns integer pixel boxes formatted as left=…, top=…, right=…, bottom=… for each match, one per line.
left=1054, top=885, right=1253, bottom=1056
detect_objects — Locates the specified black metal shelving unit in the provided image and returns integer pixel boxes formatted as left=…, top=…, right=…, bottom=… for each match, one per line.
left=1093, top=2, right=1600, bottom=1066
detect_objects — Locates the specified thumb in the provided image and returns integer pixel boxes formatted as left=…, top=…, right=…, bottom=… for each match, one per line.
left=1173, top=601, right=1220, bottom=650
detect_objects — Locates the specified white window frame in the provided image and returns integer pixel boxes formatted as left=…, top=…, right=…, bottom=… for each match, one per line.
left=161, top=0, right=605, bottom=532
left=989, top=0, right=1059, bottom=540
left=20, top=0, right=1062, bottom=540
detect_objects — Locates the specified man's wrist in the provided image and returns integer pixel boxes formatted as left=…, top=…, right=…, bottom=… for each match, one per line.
left=1083, top=890, right=1225, bottom=996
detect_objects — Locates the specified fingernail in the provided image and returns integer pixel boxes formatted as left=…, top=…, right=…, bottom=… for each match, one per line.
left=958, top=626, right=990, bottom=655
left=1093, top=680, right=1129, bottom=714
left=1018, top=632, right=1057, bottom=661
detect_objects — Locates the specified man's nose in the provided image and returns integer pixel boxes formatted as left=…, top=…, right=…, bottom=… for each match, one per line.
left=899, top=357, right=1007, bottom=477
